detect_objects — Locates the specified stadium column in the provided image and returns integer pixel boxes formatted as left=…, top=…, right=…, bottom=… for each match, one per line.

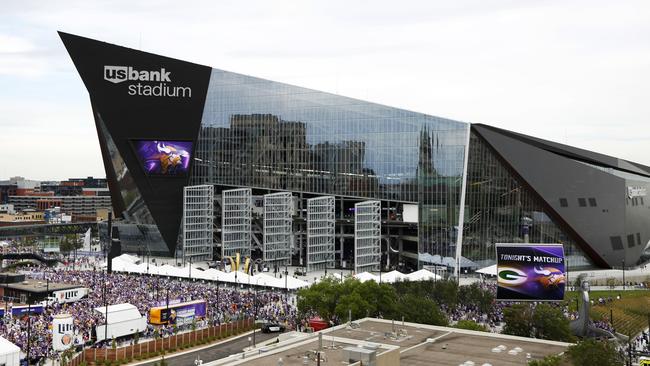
left=454, top=125, right=471, bottom=279
left=622, top=259, right=626, bottom=291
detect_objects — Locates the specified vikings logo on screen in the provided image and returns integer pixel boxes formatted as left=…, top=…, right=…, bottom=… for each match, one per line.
left=496, top=244, right=566, bottom=301
left=134, top=140, right=193, bottom=175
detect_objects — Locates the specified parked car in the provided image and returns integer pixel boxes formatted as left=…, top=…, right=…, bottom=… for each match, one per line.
left=261, top=323, right=286, bottom=333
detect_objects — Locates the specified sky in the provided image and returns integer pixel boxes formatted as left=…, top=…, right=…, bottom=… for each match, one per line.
left=1, top=0, right=649, bottom=181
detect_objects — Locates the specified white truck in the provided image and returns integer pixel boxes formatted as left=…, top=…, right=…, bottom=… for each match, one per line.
left=42, top=287, right=91, bottom=307
left=94, top=303, right=147, bottom=342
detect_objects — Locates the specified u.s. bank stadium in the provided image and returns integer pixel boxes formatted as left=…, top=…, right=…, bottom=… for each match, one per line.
left=60, top=31, right=650, bottom=275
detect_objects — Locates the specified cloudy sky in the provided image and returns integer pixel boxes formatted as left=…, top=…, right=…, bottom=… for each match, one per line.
left=1, top=0, right=649, bottom=180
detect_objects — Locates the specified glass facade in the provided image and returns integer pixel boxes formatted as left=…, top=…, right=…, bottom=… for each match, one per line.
left=193, top=69, right=468, bottom=260
left=462, top=130, right=594, bottom=269
left=63, top=33, right=647, bottom=269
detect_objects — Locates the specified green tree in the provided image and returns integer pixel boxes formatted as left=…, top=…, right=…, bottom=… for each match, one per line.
left=335, top=291, right=372, bottom=321
left=528, top=354, right=563, bottom=366
left=431, top=280, right=459, bottom=308
left=566, top=339, right=623, bottom=366
left=454, top=320, right=487, bottom=332
left=397, top=294, right=448, bottom=326
left=503, top=303, right=533, bottom=337
left=458, top=283, right=494, bottom=314
left=532, top=303, right=573, bottom=342
left=297, top=277, right=345, bottom=321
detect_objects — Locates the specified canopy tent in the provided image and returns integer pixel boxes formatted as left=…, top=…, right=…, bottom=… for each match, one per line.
left=380, top=270, right=408, bottom=283
left=323, top=272, right=345, bottom=282
left=418, top=253, right=479, bottom=269
left=250, top=273, right=282, bottom=287
left=284, top=275, right=310, bottom=290
left=476, top=264, right=497, bottom=276
left=406, top=269, right=441, bottom=281
left=354, top=272, right=379, bottom=283
left=111, top=255, right=438, bottom=289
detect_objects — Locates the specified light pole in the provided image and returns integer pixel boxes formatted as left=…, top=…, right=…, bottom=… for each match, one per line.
left=622, top=259, right=626, bottom=291
left=253, top=284, right=258, bottom=348
left=284, top=265, right=288, bottom=293
left=26, top=296, right=31, bottom=366
left=103, top=274, right=109, bottom=344
left=379, top=249, right=383, bottom=284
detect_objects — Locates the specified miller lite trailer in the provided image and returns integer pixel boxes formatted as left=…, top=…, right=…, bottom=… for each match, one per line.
left=51, top=288, right=90, bottom=304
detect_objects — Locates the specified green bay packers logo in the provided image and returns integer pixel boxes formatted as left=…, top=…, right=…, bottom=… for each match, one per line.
left=498, top=267, right=528, bottom=286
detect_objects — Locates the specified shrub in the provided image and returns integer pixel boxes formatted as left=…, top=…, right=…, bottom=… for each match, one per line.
left=567, top=339, right=623, bottom=366
left=528, top=354, right=563, bottom=366
left=454, top=320, right=488, bottom=332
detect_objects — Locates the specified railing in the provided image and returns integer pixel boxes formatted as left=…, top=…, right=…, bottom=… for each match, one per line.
left=65, top=318, right=253, bottom=365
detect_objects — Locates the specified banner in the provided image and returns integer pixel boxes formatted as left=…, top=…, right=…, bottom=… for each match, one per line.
left=12, top=304, right=44, bottom=316
left=53, top=314, right=75, bottom=351
left=496, top=244, right=566, bottom=301
left=150, top=300, right=206, bottom=325
left=53, top=287, right=90, bottom=304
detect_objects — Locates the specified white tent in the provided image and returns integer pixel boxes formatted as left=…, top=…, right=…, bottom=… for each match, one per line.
left=109, top=254, right=311, bottom=290
left=323, top=272, right=345, bottom=282
left=406, top=269, right=440, bottom=281
left=380, top=270, right=408, bottom=283
left=251, top=273, right=282, bottom=287
left=284, top=275, right=310, bottom=290
left=157, top=264, right=180, bottom=276
left=0, top=336, right=20, bottom=366
left=220, top=270, right=251, bottom=285
left=476, top=264, right=497, bottom=276
left=354, top=272, right=379, bottom=283
left=119, top=254, right=141, bottom=265
left=203, top=268, right=227, bottom=281
left=191, top=268, right=215, bottom=281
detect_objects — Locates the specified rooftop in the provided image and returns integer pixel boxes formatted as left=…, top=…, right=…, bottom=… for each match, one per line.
left=1, top=279, right=80, bottom=294
left=209, top=318, right=571, bottom=366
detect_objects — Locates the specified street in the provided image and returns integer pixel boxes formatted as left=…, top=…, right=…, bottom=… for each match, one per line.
left=138, top=330, right=279, bottom=366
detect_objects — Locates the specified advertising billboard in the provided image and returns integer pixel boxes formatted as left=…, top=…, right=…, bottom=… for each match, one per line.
left=52, top=314, right=75, bottom=351
left=496, top=243, right=565, bottom=301
left=133, top=140, right=193, bottom=176
left=149, top=300, right=206, bottom=325
left=53, top=287, right=90, bottom=304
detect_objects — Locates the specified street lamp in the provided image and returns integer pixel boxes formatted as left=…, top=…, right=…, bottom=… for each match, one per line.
left=26, top=295, right=31, bottom=366
left=103, top=273, right=109, bottom=344
left=622, top=259, right=626, bottom=291
left=284, top=265, right=288, bottom=293
left=252, top=283, right=258, bottom=348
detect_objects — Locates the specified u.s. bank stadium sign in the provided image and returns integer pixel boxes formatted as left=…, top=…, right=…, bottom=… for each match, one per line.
left=103, top=65, right=192, bottom=98
left=628, top=186, right=647, bottom=199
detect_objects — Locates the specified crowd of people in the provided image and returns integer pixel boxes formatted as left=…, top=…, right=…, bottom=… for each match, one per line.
left=2, top=250, right=650, bottom=364
left=0, top=262, right=297, bottom=363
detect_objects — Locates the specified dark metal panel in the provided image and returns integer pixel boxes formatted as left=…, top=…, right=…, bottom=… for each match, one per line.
left=474, top=125, right=649, bottom=268
left=59, top=32, right=213, bottom=255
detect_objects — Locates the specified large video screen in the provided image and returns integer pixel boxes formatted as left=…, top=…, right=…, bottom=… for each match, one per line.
left=496, top=244, right=566, bottom=301
left=133, top=140, right=193, bottom=176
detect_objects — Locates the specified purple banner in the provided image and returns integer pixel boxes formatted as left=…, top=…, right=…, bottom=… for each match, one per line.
left=161, top=301, right=206, bottom=324
left=134, top=140, right=193, bottom=175
left=496, top=244, right=566, bottom=301
left=11, top=305, right=44, bottom=316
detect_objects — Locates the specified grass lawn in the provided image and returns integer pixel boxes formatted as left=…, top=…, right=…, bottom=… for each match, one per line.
left=564, top=290, right=650, bottom=337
